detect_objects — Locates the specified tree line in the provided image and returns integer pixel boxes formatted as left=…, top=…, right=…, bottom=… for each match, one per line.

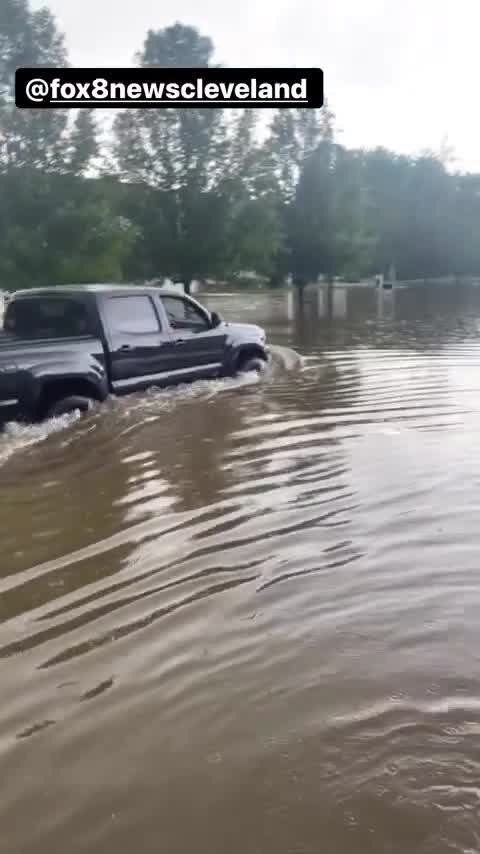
left=1, top=0, right=480, bottom=292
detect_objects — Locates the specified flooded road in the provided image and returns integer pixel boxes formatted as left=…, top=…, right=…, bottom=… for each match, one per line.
left=2, top=283, right=480, bottom=853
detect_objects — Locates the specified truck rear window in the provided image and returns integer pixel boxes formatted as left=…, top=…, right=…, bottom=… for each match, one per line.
left=5, top=298, right=91, bottom=339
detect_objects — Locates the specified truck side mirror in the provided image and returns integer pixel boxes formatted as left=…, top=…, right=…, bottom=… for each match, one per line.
left=210, top=311, right=222, bottom=328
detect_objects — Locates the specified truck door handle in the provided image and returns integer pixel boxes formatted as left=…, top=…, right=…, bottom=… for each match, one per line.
left=119, top=344, right=132, bottom=351
left=174, top=339, right=187, bottom=345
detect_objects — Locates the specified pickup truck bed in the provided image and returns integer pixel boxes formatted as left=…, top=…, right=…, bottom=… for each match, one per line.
left=0, top=284, right=269, bottom=423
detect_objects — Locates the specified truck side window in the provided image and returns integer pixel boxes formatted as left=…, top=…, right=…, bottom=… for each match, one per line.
left=105, top=296, right=161, bottom=334
left=161, top=296, right=209, bottom=330
left=5, top=298, right=91, bottom=338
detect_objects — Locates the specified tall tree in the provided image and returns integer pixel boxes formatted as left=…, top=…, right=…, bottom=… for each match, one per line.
left=0, top=0, right=111, bottom=291
left=0, top=0, right=97, bottom=174
left=0, top=0, right=66, bottom=98
left=264, top=103, right=335, bottom=203
left=67, top=110, right=99, bottom=176
left=0, top=0, right=67, bottom=171
left=113, top=23, right=282, bottom=287
left=264, top=104, right=339, bottom=285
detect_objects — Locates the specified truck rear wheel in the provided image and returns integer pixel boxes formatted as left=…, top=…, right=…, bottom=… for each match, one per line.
left=46, top=395, right=93, bottom=419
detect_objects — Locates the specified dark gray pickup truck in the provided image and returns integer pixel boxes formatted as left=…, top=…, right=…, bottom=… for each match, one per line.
left=0, top=285, right=270, bottom=423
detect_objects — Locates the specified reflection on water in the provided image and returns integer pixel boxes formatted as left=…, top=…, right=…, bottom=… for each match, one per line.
left=2, top=284, right=480, bottom=853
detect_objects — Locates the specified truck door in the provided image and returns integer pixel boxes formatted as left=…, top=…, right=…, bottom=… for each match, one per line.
left=100, top=293, right=177, bottom=394
left=159, top=294, right=226, bottom=378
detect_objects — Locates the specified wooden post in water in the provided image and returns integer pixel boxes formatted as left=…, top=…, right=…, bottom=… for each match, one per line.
left=287, top=289, right=295, bottom=321
left=388, top=262, right=397, bottom=288
left=317, top=286, right=326, bottom=318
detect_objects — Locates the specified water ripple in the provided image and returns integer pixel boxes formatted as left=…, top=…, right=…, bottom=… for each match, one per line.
left=3, top=286, right=480, bottom=853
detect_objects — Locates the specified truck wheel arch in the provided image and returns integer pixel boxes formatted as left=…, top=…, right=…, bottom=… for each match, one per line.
left=235, top=345, right=268, bottom=374
left=37, top=378, right=105, bottom=421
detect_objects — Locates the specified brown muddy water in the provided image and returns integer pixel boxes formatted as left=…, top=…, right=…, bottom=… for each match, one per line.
left=2, top=283, right=480, bottom=854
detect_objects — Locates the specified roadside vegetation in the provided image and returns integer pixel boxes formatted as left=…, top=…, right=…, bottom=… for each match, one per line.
left=2, top=0, right=480, bottom=292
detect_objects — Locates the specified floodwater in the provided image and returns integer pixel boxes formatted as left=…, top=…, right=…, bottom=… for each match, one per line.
left=2, top=283, right=480, bottom=854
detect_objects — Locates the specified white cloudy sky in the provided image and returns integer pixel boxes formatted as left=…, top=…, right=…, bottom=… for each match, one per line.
left=31, top=0, right=478, bottom=172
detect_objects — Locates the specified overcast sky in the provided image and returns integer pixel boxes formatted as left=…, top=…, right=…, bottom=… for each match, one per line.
left=31, top=0, right=478, bottom=172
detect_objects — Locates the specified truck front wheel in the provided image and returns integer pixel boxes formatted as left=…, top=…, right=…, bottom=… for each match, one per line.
left=46, top=395, right=93, bottom=419
left=237, top=354, right=268, bottom=375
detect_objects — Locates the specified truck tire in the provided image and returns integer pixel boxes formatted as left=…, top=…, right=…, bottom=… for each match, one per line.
left=238, top=355, right=267, bottom=375
left=46, top=395, right=93, bottom=419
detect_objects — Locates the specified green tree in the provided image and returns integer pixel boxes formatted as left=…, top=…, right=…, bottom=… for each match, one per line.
left=0, top=0, right=67, bottom=171
left=0, top=0, right=98, bottom=174
left=363, top=148, right=458, bottom=280
left=362, top=147, right=411, bottom=277
left=67, top=110, right=99, bottom=176
left=0, top=171, right=138, bottom=289
left=451, top=173, right=480, bottom=277
left=223, top=197, right=284, bottom=279
left=113, top=23, right=283, bottom=288
left=0, top=0, right=66, bottom=98
left=264, top=104, right=334, bottom=203
left=113, top=23, right=228, bottom=289
left=262, top=104, right=337, bottom=286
